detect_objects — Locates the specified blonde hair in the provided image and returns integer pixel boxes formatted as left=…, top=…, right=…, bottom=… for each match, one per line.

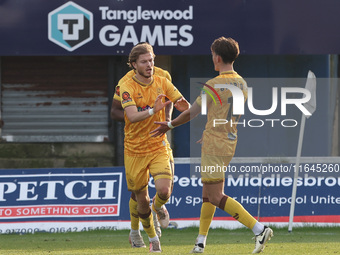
left=128, top=42, right=155, bottom=69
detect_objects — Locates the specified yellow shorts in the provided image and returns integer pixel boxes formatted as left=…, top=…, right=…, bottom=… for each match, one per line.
left=125, top=150, right=172, bottom=192
left=200, top=154, right=233, bottom=184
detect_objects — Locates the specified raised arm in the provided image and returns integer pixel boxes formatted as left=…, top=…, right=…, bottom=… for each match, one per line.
left=149, top=96, right=190, bottom=137
left=150, top=101, right=201, bottom=137
left=170, top=101, right=200, bottom=127
left=174, top=97, right=191, bottom=112
left=124, top=94, right=171, bottom=123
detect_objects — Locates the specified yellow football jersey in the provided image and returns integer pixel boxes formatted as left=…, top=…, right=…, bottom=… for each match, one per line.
left=196, top=71, right=248, bottom=156
left=113, top=67, right=171, bottom=101
left=120, top=75, right=182, bottom=156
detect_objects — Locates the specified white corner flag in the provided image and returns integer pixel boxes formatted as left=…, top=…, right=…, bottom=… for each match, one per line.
left=304, top=71, right=317, bottom=118
left=288, top=70, right=317, bottom=232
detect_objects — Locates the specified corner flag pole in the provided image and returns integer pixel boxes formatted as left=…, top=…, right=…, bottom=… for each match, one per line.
left=288, top=113, right=306, bottom=232
left=288, top=71, right=316, bottom=232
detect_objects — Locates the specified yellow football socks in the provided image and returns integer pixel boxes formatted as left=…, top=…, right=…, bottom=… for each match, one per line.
left=153, top=193, right=169, bottom=211
left=129, top=196, right=139, bottom=230
left=138, top=209, right=157, bottom=238
left=221, top=196, right=257, bottom=229
left=198, top=199, right=216, bottom=236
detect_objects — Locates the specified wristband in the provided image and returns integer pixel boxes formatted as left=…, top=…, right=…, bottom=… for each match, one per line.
left=148, top=108, right=154, bottom=116
left=167, top=121, right=175, bottom=129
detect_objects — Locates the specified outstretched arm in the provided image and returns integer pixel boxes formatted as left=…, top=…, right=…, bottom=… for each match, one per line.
left=149, top=98, right=174, bottom=137
left=124, top=94, right=171, bottom=123
left=150, top=102, right=201, bottom=137
left=171, top=101, right=200, bottom=127
left=174, top=97, right=191, bottom=112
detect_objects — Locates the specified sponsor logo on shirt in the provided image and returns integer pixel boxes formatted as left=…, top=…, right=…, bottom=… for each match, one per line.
left=137, top=105, right=152, bottom=112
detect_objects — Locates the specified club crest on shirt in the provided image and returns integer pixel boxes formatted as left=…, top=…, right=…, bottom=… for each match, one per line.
left=157, top=88, right=163, bottom=95
left=122, top=92, right=132, bottom=104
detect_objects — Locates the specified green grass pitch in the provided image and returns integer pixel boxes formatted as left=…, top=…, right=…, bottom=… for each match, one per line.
left=0, top=226, right=339, bottom=254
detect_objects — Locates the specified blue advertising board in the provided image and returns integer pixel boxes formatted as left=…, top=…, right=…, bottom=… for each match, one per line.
left=164, top=161, right=340, bottom=226
left=1, top=0, right=340, bottom=55
left=1, top=160, right=339, bottom=234
left=0, top=167, right=123, bottom=233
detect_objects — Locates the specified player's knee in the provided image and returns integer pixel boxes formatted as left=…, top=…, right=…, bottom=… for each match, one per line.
left=157, top=186, right=171, bottom=199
